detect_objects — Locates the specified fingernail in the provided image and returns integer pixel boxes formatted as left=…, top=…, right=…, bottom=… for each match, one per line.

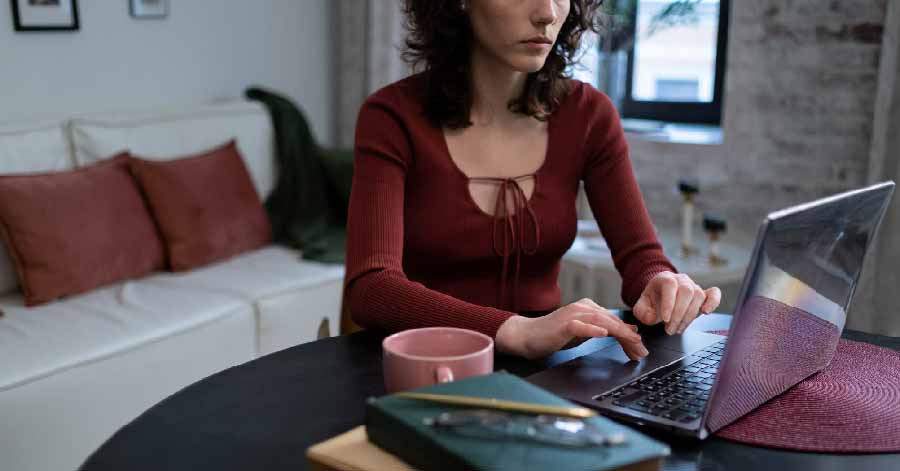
left=640, top=346, right=649, bottom=356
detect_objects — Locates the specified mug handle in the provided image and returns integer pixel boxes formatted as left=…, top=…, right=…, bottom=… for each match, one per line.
left=435, top=366, right=454, bottom=383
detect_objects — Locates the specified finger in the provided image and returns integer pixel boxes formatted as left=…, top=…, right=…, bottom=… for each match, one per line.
left=576, top=306, right=627, bottom=336
left=574, top=311, right=640, bottom=342
left=615, top=335, right=649, bottom=360
left=632, top=293, right=658, bottom=325
left=581, top=299, right=629, bottom=326
left=567, top=319, right=608, bottom=339
left=700, top=287, right=722, bottom=314
left=591, top=313, right=642, bottom=342
left=656, top=274, right=678, bottom=324
left=595, top=317, right=644, bottom=346
left=666, top=278, right=694, bottom=334
left=676, top=287, right=706, bottom=334
left=616, top=333, right=646, bottom=360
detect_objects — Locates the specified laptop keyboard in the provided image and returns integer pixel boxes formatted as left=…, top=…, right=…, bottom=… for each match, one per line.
left=595, top=339, right=726, bottom=424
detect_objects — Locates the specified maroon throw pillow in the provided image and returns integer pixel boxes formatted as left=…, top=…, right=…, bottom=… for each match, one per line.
left=0, top=155, right=166, bottom=306
left=129, top=140, right=271, bottom=271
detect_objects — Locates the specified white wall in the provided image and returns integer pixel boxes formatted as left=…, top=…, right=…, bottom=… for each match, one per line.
left=0, top=0, right=333, bottom=144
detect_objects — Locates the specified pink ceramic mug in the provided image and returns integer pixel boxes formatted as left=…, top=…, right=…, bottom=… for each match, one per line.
left=382, top=327, right=494, bottom=393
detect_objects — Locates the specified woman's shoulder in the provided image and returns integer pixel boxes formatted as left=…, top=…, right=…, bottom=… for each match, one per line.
left=558, top=79, right=618, bottom=121
left=355, top=74, right=431, bottom=169
left=361, top=73, right=429, bottom=119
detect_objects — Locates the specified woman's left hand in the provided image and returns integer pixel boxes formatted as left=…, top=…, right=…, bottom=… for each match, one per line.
left=632, top=271, right=721, bottom=335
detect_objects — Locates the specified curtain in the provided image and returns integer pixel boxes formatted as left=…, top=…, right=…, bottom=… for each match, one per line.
left=333, top=0, right=411, bottom=149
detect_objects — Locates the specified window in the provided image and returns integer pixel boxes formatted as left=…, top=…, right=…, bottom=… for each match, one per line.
left=654, top=78, right=700, bottom=101
left=619, top=0, right=729, bottom=124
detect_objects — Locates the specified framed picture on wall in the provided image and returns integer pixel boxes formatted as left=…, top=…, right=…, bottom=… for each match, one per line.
left=130, top=0, right=167, bottom=19
left=10, top=0, right=79, bottom=32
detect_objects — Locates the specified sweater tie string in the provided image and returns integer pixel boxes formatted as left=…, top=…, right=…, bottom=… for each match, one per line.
left=469, top=174, right=541, bottom=311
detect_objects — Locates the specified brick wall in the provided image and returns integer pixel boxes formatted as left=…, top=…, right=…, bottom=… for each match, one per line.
left=627, top=0, right=888, bottom=240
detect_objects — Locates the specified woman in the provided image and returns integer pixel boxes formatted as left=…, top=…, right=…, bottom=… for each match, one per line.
left=344, top=0, right=721, bottom=360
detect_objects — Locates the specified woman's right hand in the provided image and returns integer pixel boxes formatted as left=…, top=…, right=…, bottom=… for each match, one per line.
left=495, top=298, right=649, bottom=361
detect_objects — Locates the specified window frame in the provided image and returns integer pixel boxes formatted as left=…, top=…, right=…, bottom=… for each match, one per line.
left=619, top=0, right=730, bottom=124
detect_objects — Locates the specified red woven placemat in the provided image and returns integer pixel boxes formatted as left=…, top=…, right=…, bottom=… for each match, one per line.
left=708, top=330, right=900, bottom=453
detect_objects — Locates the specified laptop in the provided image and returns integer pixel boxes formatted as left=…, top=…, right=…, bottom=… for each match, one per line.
left=528, top=181, right=896, bottom=439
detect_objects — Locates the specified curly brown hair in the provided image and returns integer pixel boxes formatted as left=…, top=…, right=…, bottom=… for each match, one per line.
left=401, top=0, right=604, bottom=129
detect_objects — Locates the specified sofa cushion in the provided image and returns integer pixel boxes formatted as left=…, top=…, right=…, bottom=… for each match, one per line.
left=0, top=121, right=73, bottom=295
left=146, top=245, right=344, bottom=301
left=146, top=245, right=345, bottom=353
left=0, top=121, right=72, bottom=174
left=255, top=279, right=344, bottom=355
left=0, top=279, right=251, bottom=391
left=130, top=141, right=271, bottom=271
left=0, top=303, right=255, bottom=471
left=69, top=101, right=275, bottom=199
left=0, top=156, right=165, bottom=306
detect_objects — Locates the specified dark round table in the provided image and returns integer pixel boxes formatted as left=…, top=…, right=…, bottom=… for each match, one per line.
left=80, top=312, right=900, bottom=471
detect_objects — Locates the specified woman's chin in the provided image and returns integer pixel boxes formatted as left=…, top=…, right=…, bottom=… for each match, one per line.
left=507, top=57, right=548, bottom=74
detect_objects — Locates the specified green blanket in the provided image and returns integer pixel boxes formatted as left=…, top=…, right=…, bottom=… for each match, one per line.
left=245, top=87, right=352, bottom=264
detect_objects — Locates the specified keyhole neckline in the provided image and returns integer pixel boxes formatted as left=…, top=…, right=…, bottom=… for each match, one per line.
left=438, top=115, right=554, bottom=220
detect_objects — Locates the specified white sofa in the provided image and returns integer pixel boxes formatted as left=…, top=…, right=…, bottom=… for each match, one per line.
left=0, top=102, right=346, bottom=471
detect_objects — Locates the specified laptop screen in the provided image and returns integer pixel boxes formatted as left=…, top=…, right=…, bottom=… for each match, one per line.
left=704, top=182, right=895, bottom=432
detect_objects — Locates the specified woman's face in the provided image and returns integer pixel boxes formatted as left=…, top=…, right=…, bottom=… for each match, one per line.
left=467, top=0, right=570, bottom=73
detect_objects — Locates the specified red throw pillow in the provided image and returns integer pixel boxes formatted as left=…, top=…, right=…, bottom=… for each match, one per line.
left=0, top=155, right=166, bottom=306
left=129, top=140, right=271, bottom=271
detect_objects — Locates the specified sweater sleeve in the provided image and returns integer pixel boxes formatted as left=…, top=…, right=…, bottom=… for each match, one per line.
left=343, top=94, right=516, bottom=338
left=580, top=88, right=677, bottom=307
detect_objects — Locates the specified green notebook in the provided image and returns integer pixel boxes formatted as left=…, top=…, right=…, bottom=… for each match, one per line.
left=366, top=372, right=670, bottom=471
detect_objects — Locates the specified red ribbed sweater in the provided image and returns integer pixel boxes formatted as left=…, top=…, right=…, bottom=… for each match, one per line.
left=344, top=74, right=676, bottom=338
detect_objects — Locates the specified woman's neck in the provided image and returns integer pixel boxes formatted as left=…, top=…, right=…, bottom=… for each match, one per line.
left=469, top=44, right=527, bottom=126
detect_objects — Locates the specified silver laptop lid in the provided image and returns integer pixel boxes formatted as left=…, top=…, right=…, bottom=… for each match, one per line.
left=702, top=182, right=895, bottom=433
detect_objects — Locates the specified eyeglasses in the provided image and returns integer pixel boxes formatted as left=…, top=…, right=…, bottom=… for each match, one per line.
left=422, top=409, right=627, bottom=448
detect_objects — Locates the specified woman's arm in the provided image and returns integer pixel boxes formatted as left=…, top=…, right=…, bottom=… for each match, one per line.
left=580, top=91, right=677, bottom=308
left=580, top=89, right=720, bottom=332
left=343, top=96, right=516, bottom=338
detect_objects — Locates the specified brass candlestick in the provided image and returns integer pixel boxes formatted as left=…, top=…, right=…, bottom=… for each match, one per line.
left=678, top=180, right=700, bottom=257
left=703, top=213, right=728, bottom=266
